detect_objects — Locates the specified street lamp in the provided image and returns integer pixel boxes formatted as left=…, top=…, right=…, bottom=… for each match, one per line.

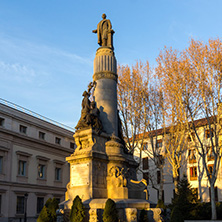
left=24, top=193, right=28, bottom=222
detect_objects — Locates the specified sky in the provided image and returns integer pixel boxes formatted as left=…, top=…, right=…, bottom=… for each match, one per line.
left=0, top=0, right=222, bottom=129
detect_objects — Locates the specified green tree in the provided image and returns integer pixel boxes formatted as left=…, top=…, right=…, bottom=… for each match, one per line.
left=171, top=175, right=198, bottom=221
left=102, top=199, right=118, bottom=222
left=37, top=198, right=59, bottom=222
left=70, top=195, right=85, bottom=222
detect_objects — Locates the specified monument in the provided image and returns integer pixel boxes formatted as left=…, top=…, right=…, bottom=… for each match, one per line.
left=60, top=14, right=162, bottom=222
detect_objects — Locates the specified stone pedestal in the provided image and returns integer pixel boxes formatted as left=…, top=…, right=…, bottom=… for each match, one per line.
left=65, top=129, right=109, bottom=208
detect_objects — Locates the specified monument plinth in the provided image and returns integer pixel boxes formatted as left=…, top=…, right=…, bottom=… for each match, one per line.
left=60, top=14, right=162, bottom=222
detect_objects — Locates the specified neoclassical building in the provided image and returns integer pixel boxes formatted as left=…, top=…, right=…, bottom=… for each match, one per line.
left=0, top=99, right=74, bottom=222
left=135, top=117, right=222, bottom=205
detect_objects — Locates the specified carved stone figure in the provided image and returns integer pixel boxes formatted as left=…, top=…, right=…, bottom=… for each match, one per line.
left=75, top=91, right=91, bottom=130
left=92, top=13, right=115, bottom=49
left=75, top=83, right=103, bottom=133
left=90, top=101, right=103, bottom=133
left=108, top=166, right=127, bottom=187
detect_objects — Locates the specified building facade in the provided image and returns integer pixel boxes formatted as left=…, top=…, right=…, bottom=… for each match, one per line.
left=135, top=119, right=222, bottom=205
left=0, top=99, right=74, bottom=222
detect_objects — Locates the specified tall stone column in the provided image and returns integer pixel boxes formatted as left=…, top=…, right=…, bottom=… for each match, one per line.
left=93, top=46, right=118, bottom=136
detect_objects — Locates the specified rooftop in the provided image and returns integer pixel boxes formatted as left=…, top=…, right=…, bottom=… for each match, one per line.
left=0, top=98, right=75, bottom=132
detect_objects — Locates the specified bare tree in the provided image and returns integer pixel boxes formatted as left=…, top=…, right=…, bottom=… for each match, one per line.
left=118, top=61, right=165, bottom=201
left=156, top=38, right=222, bottom=219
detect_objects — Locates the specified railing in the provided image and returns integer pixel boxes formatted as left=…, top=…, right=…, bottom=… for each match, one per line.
left=0, top=98, right=75, bottom=132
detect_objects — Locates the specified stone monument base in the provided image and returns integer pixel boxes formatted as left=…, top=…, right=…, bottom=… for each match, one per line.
left=59, top=198, right=162, bottom=222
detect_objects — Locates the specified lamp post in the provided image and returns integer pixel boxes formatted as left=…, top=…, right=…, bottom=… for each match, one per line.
left=24, top=193, right=28, bottom=222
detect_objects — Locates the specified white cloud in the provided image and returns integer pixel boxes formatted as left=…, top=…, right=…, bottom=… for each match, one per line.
left=0, top=33, right=92, bottom=79
left=0, top=61, right=36, bottom=83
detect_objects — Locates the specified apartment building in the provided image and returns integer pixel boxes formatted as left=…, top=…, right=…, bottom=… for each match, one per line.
left=0, top=99, right=74, bottom=222
left=135, top=118, right=222, bottom=205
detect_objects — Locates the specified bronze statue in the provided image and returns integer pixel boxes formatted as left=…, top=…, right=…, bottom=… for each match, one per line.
left=92, top=13, right=115, bottom=49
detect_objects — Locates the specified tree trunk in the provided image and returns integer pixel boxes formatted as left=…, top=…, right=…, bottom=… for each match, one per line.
left=173, top=169, right=179, bottom=194
left=210, top=184, right=217, bottom=220
left=158, top=167, right=164, bottom=201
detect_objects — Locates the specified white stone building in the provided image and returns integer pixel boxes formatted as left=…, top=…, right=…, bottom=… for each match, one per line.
left=0, top=99, right=74, bottom=222
left=134, top=118, right=222, bottom=205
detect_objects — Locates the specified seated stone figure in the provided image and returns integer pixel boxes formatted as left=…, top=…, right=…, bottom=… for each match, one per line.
left=75, top=89, right=103, bottom=134
left=75, top=91, right=91, bottom=130
left=89, top=101, right=103, bottom=133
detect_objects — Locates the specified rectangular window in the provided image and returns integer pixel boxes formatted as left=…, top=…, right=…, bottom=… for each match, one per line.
left=0, top=118, right=4, bottom=126
left=187, top=132, right=195, bottom=142
left=142, top=157, right=149, bottom=170
left=190, top=167, right=197, bottom=180
left=70, top=142, right=75, bottom=149
left=188, top=149, right=196, bottom=163
left=16, top=196, right=24, bottom=214
left=205, top=129, right=214, bottom=139
left=55, top=167, right=61, bottom=181
left=37, top=197, right=44, bottom=214
left=0, top=156, right=3, bottom=174
left=157, top=170, right=161, bottom=184
left=38, top=165, right=45, bottom=179
left=143, top=172, right=149, bottom=185
left=55, top=137, right=61, bottom=145
left=18, top=160, right=26, bottom=176
left=19, top=125, right=27, bottom=134
left=39, top=132, right=45, bottom=140
left=142, top=143, right=148, bottom=151
left=156, top=139, right=162, bottom=148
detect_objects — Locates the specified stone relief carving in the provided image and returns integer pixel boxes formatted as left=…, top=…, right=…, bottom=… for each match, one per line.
left=75, top=82, right=103, bottom=133
left=89, top=208, right=98, bottom=222
left=92, top=13, right=115, bottom=49
left=108, top=166, right=127, bottom=187
left=125, top=208, right=137, bottom=222
left=93, top=72, right=117, bottom=82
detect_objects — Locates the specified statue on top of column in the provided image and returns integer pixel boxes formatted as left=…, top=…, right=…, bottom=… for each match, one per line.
left=92, top=13, right=115, bottom=50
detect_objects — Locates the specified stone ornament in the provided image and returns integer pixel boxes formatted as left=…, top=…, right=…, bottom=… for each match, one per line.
left=92, top=13, right=115, bottom=49
left=75, top=82, right=103, bottom=133
left=93, top=72, right=117, bottom=82
left=108, top=166, right=127, bottom=187
left=125, top=208, right=137, bottom=222
left=89, top=208, right=98, bottom=222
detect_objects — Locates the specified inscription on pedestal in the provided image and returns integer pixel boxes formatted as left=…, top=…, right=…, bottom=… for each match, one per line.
left=71, top=163, right=89, bottom=187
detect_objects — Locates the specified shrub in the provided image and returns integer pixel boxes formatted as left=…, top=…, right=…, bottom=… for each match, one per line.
left=139, top=209, right=148, bottom=222
left=37, top=198, right=59, bottom=222
left=70, top=195, right=85, bottom=222
left=170, top=206, right=184, bottom=222
left=216, top=202, right=222, bottom=219
left=156, top=199, right=166, bottom=209
left=102, top=199, right=118, bottom=222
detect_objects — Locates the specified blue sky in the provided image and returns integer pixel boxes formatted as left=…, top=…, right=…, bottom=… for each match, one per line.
left=0, top=0, right=222, bottom=128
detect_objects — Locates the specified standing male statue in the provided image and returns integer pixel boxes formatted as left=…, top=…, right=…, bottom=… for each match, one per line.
left=92, top=13, right=115, bottom=49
